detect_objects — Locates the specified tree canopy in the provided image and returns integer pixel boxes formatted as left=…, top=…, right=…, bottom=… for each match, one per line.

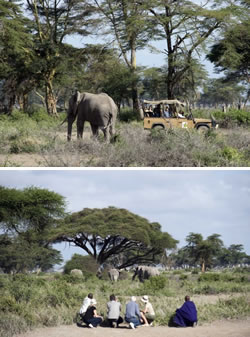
left=51, top=206, right=178, bottom=269
left=1, top=0, right=246, bottom=115
left=0, top=186, right=66, bottom=273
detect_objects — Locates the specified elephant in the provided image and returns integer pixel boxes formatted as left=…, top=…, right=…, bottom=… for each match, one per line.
left=70, top=269, right=83, bottom=277
left=108, top=268, right=120, bottom=282
left=132, top=266, right=160, bottom=282
left=65, top=91, right=117, bottom=142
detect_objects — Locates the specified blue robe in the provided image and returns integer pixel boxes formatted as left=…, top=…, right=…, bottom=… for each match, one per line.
left=173, top=301, right=197, bottom=327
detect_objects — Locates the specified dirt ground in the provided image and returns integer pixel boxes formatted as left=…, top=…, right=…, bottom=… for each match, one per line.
left=0, top=153, right=47, bottom=167
left=15, top=319, right=250, bottom=337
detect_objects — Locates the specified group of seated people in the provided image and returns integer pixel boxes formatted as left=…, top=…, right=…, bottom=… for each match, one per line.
left=79, top=293, right=197, bottom=329
left=144, top=104, right=186, bottom=119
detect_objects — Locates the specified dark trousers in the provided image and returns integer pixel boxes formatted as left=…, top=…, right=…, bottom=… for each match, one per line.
left=108, top=316, right=123, bottom=327
left=84, top=317, right=102, bottom=327
left=125, top=316, right=141, bottom=328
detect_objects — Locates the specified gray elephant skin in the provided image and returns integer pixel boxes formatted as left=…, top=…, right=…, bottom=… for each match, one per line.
left=108, top=268, right=120, bottom=282
left=132, top=266, right=160, bottom=282
left=70, top=269, right=83, bottom=277
left=66, top=91, right=117, bottom=141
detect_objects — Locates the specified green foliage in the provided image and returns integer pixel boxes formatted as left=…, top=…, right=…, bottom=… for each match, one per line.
left=0, top=186, right=65, bottom=273
left=207, top=20, right=250, bottom=83
left=0, top=270, right=250, bottom=337
left=198, top=273, right=221, bottom=282
left=198, top=296, right=250, bottom=323
left=143, top=276, right=168, bottom=294
left=63, top=254, right=99, bottom=277
left=1, top=115, right=250, bottom=167
left=53, top=206, right=178, bottom=269
left=212, top=109, right=250, bottom=127
left=118, top=107, right=139, bottom=122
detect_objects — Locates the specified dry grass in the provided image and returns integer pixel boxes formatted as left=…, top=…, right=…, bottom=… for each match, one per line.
left=1, top=111, right=250, bottom=167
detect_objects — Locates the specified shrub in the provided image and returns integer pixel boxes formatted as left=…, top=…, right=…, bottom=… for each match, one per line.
left=179, top=274, right=188, bottom=281
left=118, top=107, right=139, bottom=122
left=142, top=275, right=168, bottom=294
left=198, top=273, right=221, bottom=282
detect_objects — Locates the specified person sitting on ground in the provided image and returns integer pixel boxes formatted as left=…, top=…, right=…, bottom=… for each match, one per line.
left=173, top=295, right=197, bottom=327
left=80, top=293, right=94, bottom=317
left=83, top=299, right=103, bottom=328
left=140, top=295, right=155, bottom=326
left=107, top=294, right=123, bottom=328
left=125, top=296, right=142, bottom=329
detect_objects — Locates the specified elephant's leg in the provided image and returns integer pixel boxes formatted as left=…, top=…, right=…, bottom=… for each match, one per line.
left=110, top=124, right=115, bottom=137
left=77, top=120, right=85, bottom=139
left=90, top=124, right=99, bottom=138
left=102, top=126, right=110, bottom=142
left=67, top=115, right=77, bottom=141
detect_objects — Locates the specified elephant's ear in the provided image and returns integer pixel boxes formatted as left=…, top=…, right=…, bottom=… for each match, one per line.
left=73, top=91, right=82, bottom=116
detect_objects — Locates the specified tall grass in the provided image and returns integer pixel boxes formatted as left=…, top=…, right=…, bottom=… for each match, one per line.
left=0, top=109, right=250, bottom=167
left=0, top=270, right=250, bottom=337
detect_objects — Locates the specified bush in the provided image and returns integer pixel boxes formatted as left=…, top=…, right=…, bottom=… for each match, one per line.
left=118, top=107, right=139, bottom=122
left=142, top=275, right=168, bottom=294
left=179, top=274, right=188, bottom=281
left=63, top=254, right=99, bottom=277
left=198, top=273, right=221, bottom=282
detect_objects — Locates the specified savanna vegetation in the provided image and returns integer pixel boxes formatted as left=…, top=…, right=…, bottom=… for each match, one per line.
left=1, top=269, right=250, bottom=337
left=0, top=109, right=250, bottom=167
left=1, top=186, right=250, bottom=337
left=0, top=0, right=250, bottom=167
left=1, top=186, right=249, bottom=274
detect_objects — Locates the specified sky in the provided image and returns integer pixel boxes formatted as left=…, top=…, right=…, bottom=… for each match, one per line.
left=65, top=0, right=221, bottom=78
left=0, top=169, right=249, bottom=266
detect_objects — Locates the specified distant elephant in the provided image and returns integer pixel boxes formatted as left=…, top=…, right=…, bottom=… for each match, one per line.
left=108, top=268, right=120, bottom=282
left=70, top=269, right=83, bottom=277
left=65, top=91, right=117, bottom=141
left=132, top=266, right=160, bottom=282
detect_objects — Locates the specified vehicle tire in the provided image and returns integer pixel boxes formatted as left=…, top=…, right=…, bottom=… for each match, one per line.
left=152, top=125, right=164, bottom=131
left=197, top=125, right=209, bottom=133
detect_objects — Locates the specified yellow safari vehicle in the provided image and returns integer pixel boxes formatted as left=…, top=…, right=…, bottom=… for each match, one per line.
left=142, top=99, right=218, bottom=131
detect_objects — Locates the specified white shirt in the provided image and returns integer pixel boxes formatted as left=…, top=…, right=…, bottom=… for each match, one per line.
left=164, top=110, right=170, bottom=118
left=80, top=297, right=91, bottom=314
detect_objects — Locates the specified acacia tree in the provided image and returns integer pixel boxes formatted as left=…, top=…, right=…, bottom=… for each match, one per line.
left=51, top=206, right=178, bottom=269
left=25, top=0, right=96, bottom=115
left=185, top=233, right=224, bottom=272
left=93, top=0, right=157, bottom=116
left=0, top=186, right=66, bottom=272
left=199, top=78, right=245, bottom=107
left=0, top=0, right=34, bottom=114
left=207, top=18, right=250, bottom=106
left=143, top=0, right=235, bottom=99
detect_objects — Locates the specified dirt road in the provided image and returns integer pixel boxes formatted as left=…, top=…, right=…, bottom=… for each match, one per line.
left=16, top=319, right=250, bottom=337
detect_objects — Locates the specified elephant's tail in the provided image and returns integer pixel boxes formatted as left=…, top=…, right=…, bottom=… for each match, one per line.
left=103, top=113, right=113, bottom=130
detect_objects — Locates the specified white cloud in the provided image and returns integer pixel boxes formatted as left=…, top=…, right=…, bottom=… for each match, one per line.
left=0, top=169, right=250, bottom=262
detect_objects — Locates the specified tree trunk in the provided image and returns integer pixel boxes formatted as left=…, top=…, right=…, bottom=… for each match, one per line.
left=167, top=55, right=175, bottom=100
left=17, top=93, right=28, bottom=112
left=201, top=261, right=205, bottom=273
left=45, top=80, right=58, bottom=116
left=130, top=40, right=143, bottom=119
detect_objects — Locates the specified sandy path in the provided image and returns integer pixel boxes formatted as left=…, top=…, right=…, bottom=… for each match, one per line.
left=15, top=319, right=250, bottom=337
